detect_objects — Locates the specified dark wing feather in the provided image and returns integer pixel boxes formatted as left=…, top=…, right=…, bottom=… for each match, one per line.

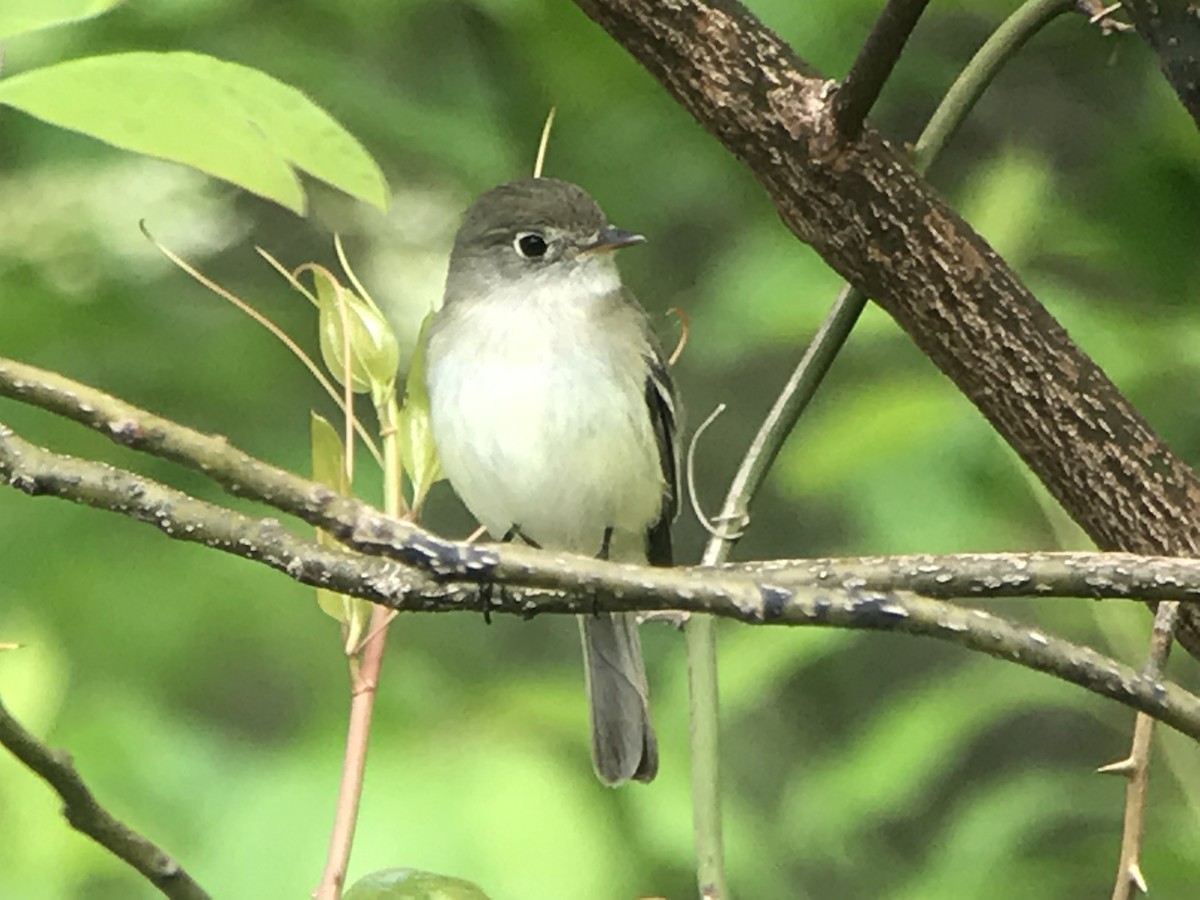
left=643, top=350, right=680, bottom=567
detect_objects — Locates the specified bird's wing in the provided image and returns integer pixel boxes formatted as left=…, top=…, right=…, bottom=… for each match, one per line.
left=643, top=348, right=680, bottom=566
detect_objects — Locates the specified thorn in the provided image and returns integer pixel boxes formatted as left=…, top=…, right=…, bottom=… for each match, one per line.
left=1096, top=756, right=1138, bottom=776
left=1088, top=2, right=1122, bottom=24
left=1128, top=860, right=1148, bottom=893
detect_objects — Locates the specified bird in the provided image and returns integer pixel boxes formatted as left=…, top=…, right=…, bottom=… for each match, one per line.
left=423, top=177, right=680, bottom=785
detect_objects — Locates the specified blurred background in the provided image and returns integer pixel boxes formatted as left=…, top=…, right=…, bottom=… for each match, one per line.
left=2, top=1, right=1199, bottom=897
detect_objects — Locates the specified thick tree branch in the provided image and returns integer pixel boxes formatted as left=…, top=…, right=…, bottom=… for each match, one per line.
left=1121, top=0, right=1200, bottom=128
left=568, top=0, right=1200, bottom=659
left=0, top=696, right=210, bottom=900
left=833, top=0, right=931, bottom=140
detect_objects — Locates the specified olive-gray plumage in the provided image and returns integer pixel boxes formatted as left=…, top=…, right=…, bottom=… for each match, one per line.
left=424, top=177, right=679, bottom=785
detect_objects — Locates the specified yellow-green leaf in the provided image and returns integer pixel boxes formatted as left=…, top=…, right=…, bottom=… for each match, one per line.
left=314, top=268, right=401, bottom=396
left=344, top=868, right=491, bottom=900
left=0, top=52, right=388, bottom=213
left=311, top=412, right=372, bottom=650
left=399, top=312, right=443, bottom=511
left=0, top=0, right=123, bottom=42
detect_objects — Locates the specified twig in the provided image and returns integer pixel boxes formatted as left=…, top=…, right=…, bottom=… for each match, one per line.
left=684, top=613, right=726, bottom=900
left=833, top=0, right=932, bottom=141
left=1104, top=601, right=1180, bottom=900
left=315, top=604, right=391, bottom=900
left=687, top=403, right=744, bottom=540
left=0, top=695, right=210, bottom=900
left=315, top=375, right=405, bottom=899
left=0, top=356, right=398, bottom=550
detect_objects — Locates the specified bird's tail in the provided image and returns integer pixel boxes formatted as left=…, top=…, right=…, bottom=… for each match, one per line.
left=579, top=611, right=657, bottom=785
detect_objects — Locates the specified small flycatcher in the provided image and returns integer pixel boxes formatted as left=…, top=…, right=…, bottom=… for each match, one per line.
left=424, top=177, right=680, bottom=786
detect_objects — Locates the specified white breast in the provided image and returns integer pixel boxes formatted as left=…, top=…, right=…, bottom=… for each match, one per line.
left=425, top=266, right=664, bottom=559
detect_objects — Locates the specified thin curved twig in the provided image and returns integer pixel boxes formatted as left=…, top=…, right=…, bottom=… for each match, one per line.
left=686, top=403, right=745, bottom=540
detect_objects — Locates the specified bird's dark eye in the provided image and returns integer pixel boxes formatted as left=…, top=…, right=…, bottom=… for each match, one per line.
left=515, top=232, right=548, bottom=259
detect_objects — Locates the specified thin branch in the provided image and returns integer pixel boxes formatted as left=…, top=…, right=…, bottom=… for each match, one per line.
left=833, top=0, right=932, bottom=141
left=684, top=614, right=726, bottom=900
left=1106, top=601, right=1181, bottom=900
left=0, top=356, right=422, bottom=558
left=315, top=391, right=405, bottom=900
left=0, top=695, right=210, bottom=900
left=315, top=604, right=390, bottom=900
left=7, top=422, right=1200, bottom=745
left=730, top=553, right=1200, bottom=603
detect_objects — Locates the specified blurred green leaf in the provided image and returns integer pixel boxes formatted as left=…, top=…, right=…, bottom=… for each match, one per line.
left=781, top=663, right=1092, bottom=859
left=344, top=868, right=491, bottom=900
left=0, top=52, right=388, bottom=213
left=0, top=0, right=123, bottom=41
left=313, top=266, right=401, bottom=396
left=889, top=770, right=1106, bottom=900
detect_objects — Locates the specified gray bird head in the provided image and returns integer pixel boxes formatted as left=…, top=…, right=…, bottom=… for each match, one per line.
left=443, top=177, right=644, bottom=305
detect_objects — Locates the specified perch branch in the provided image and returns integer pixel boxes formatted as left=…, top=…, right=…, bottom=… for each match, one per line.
left=7, top=421, right=1200, bottom=745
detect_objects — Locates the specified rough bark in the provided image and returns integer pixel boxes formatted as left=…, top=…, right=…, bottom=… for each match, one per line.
left=570, top=0, right=1200, bottom=657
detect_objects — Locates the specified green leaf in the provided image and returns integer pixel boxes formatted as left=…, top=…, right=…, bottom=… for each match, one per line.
left=310, top=412, right=372, bottom=648
left=313, top=266, right=401, bottom=396
left=0, top=0, right=123, bottom=42
left=344, top=868, right=491, bottom=900
left=0, top=52, right=388, bottom=213
left=398, top=312, right=443, bottom=511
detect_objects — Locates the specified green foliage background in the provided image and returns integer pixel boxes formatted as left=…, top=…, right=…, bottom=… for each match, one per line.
left=2, top=1, right=1199, bottom=897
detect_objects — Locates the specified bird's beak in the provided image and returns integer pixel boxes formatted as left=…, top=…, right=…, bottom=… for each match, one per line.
left=579, top=226, right=646, bottom=254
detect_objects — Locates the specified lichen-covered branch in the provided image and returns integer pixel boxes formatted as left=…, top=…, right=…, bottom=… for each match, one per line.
left=6, top=417, right=1200, bottom=744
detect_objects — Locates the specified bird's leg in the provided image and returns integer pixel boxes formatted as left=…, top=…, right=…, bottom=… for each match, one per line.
left=479, top=523, right=523, bottom=624
left=597, top=525, right=614, bottom=561
left=479, top=524, right=545, bottom=623
left=590, top=526, right=615, bottom=617
left=502, top=524, right=542, bottom=549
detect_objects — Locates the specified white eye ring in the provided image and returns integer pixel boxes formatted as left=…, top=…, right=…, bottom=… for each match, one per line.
left=514, top=232, right=549, bottom=259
